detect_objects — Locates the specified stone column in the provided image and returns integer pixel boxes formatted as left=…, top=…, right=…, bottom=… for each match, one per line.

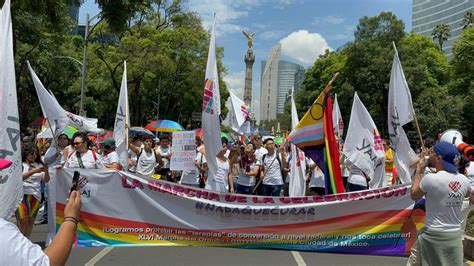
left=244, top=48, right=255, bottom=106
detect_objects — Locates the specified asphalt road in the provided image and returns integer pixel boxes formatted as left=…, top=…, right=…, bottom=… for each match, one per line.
left=28, top=223, right=410, bottom=266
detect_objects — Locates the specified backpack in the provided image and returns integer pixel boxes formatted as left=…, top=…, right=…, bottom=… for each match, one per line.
left=261, top=153, right=286, bottom=182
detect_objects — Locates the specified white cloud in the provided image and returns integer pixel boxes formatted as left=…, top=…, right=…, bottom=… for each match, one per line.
left=186, top=0, right=299, bottom=36
left=279, top=30, right=331, bottom=65
left=312, top=15, right=346, bottom=26
left=223, top=71, right=245, bottom=99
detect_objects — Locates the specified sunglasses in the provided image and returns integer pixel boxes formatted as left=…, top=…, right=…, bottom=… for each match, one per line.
left=73, top=141, right=84, bottom=146
left=255, top=137, right=262, bottom=140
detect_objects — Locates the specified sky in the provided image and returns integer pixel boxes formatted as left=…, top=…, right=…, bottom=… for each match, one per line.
left=79, top=0, right=412, bottom=122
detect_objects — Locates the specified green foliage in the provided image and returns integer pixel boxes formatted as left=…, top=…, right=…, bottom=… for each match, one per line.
left=451, top=27, right=474, bottom=138
left=294, top=11, right=468, bottom=142
left=11, top=0, right=228, bottom=131
left=431, top=24, right=451, bottom=50
left=462, top=10, right=473, bottom=29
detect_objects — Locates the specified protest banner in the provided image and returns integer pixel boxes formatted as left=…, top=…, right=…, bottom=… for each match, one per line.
left=170, top=131, right=196, bottom=171
left=54, top=169, right=424, bottom=256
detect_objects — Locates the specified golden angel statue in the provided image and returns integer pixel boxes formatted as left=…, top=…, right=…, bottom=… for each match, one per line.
left=242, top=30, right=255, bottom=48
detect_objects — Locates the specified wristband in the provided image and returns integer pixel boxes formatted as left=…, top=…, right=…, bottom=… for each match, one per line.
left=63, top=219, right=78, bottom=228
left=64, top=216, right=80, bottom=224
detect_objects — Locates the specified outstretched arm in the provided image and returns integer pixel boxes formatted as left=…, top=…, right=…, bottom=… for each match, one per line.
left=44, top=190, right=82, bottom=266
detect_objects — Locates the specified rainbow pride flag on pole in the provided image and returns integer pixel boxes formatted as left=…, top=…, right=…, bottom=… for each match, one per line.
left=288, top=73, right=345, bottom=194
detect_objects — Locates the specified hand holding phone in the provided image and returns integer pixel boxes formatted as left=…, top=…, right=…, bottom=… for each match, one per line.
left=70, top=171, right=80, bottom=194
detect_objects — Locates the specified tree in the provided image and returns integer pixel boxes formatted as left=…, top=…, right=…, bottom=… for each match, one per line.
left=462, top=10, right=473, bottom=29
left=432, top=24, right=451, bottom=50
left=451, top=27, right=474, bottom=138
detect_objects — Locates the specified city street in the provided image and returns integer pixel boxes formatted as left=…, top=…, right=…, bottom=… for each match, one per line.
left=28, top=222, right=410, bottom=266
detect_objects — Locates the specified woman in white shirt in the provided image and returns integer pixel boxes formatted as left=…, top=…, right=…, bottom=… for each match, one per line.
left=65, top=131, right=103, bottom=169
left=129, top=136, right=163, bottom=177
left=205, top=147, right=235, bottom=193
left=16, top=143, right=50, bottom=238
left=236, top=143, right=259, bottom=195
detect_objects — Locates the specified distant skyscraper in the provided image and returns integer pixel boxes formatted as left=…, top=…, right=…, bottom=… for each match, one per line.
left=67, top=0, right=81, bottom=35
left=412, top=0, right=473, bottom=58
left=260, top=44, right=305, bottom=121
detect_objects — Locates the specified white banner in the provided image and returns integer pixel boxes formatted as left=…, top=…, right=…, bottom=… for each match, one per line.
left=332, top=93, right=344, bottom=139
left=171, top=131, right=196, bottom=171
left=344, top=92, right=386, bottom=189
left=52, top=169, right=424, bottom=257
left=0, top=0, right=23, bottom=219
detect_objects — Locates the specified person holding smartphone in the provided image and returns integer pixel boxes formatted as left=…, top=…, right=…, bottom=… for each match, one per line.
left=0, top=158, right=83, bottom=266
left=16, top=143, right=50, bottom=238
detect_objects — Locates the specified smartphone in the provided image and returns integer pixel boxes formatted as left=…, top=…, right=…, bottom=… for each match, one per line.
left=70, top=171, right=80, bottom=194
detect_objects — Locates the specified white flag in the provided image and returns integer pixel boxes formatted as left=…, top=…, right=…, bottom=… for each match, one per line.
left=332, top=93, right=344, bottom=138
left=0, top=0, right=23, bottom=219
left=228, top=91, right=250, bottom=134
left=289, top=87, right=306, bottom=196
left=343, top=92, right=386, bottom=189
left=28, top=61, right=69, bottom=136
left=388, top=42, right=418, bottom=183
left=114, top=61, right=129, bottom=170
left=28, top=62, right=101, bottom=135
left=201, top=15, right=222, bottom=176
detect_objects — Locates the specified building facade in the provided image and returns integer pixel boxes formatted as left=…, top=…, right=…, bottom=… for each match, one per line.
left=412, top=0, right=473, bottom=58
left=260, top=44, right=305, bottom=121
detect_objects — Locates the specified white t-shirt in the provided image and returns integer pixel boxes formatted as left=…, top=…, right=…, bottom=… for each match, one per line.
left=254, top=147, right=268, bottom=161
left=466, top=163, right=474, bottom=189
left=136, top=148, right=158, bottom=176
left=420, top=170, right=471, bottom=232
left=237, top=159, right=258, bottom=187
left=101, top=151, right=119, bottom=165
left=259, top=153, right=283, bottom=186
left=22, top=162, right=43, bottom=200
left=205, top=158, right=230, bottom=193
left=65, top=150, right=103, bottom=169
left=181, top=152, right=206, bottom=185
left=0, top=218, right=50, bottom=266
left=308, top=159, right=325, bottom=188
left=348, top=166, right=368, bottom=187
left=157, top=146, right=171, bottom=169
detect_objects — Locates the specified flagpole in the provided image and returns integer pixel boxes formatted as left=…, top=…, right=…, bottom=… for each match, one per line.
left=45, top=118, right=58, bottom=147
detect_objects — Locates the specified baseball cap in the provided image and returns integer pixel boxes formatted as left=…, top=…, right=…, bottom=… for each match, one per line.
left=0, top=159, right=12, bottom=170
left=433, top=141, right=460, bottom=173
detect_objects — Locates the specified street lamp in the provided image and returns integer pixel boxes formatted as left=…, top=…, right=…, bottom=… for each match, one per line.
left=79, top=12, right=100, bottom=117
left=54, top=56, right=83, bottom=74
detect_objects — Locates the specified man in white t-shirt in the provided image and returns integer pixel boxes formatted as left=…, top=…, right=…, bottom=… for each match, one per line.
left=409, top=142, right=471, bottom=266
left=307, top=158, right=325, bottom=195
left=258, top=138, right=286, bottom=196
left=251, top=132, right=267, bottom=161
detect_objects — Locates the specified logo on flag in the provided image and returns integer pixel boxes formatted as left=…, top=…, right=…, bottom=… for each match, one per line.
left=241, top=104, right=250, bottom=120
left=374, top=129, right=384, bottom=151
left=202, top=79, right=215, bottom=114
left=338, top=118, right=344, bottom=133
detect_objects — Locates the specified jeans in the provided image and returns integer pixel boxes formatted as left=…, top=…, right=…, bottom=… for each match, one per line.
left=236, top=184, right=254, bottom=195
left=346, top=183, right=368, bottom=192
left=261, top=184, right=283, bottom=197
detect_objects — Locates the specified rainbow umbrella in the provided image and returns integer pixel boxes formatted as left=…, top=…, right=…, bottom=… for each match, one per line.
left=145, top=120, right=184, bottom=133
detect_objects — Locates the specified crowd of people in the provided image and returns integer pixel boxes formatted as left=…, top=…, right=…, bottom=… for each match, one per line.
left=9, top=127, right=474, bottom=265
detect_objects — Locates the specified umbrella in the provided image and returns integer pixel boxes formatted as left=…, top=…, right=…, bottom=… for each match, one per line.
left=129, top=127, right=154, bottom=137
left=145, top=119, right=184, bottom=133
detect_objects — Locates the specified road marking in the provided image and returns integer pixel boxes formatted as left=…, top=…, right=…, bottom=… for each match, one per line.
left=291, top=251, right=307, bottom=266
left=85, top=247, right=114, bottom=266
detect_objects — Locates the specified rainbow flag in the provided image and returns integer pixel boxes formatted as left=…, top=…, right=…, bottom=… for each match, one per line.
left=288, top=75, right=344, bottom=194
